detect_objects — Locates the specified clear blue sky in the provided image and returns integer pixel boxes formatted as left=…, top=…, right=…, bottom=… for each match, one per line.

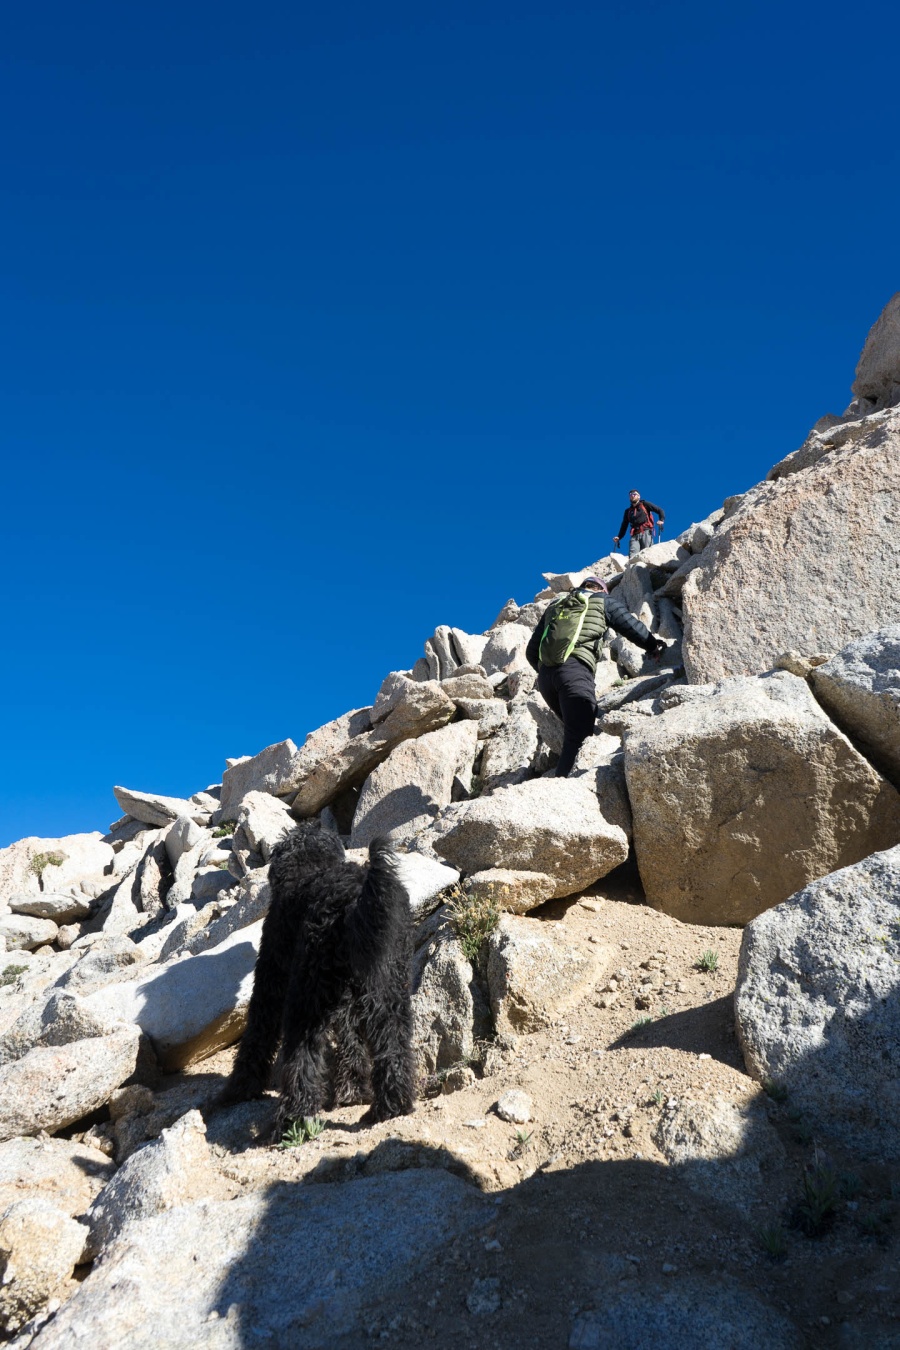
left=2, top=1, right=898, bottom=846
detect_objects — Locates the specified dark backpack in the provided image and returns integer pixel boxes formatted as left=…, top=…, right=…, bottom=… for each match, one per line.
left=538, top=592, right=592, bottom=667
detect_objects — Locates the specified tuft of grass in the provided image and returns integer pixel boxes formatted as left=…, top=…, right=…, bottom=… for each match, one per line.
left=651, top=1089, right=664, bottom=1107
left=0, top=965, right=28, bottom=987
left=212, top=823, right=236, bottom=838
left=29, top=851, right=65, bottom=878
left=514, top=1129, right=533, bottom=1149
left=448, top=886, right=500, bottom=964
left=696, top=948, right=719, bottom=973
left=763, top=1078, right=789, bottom=1103
left=630, top=1014, right=653, bottom=1032
left=793, top=1164, right=839, bottom=1237
left=839, top=1171, right=862, bottom=1200
left=758, top=1222, right=787, bottom=1261
left=278, top=1117, right=325, bottom=1149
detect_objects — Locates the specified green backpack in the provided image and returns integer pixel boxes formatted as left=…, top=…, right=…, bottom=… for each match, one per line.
left=537, top=592, right=591, bottom=667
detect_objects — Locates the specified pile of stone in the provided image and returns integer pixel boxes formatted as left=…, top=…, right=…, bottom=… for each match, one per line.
left=1, top=296, right=899, bottom=1345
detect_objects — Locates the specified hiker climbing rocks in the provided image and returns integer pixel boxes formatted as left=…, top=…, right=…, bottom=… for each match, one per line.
left=526, top=577, right=665, bottom=777
left=613, top=490, right=665, bottom=557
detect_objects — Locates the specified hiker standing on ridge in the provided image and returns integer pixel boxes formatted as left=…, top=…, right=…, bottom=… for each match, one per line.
left=526, top=577, right=665, bottom=777
left=613, top=490, right=665, bottom=557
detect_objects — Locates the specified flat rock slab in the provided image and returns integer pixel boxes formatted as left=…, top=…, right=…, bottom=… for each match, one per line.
left=623, top=670, right=900, bottom=924
left=83, top=923, right=262, bottom=1071
left=428, top=778, right=629, bottom=900
left=31, top=1172, right=491, bottom=1350
left=393, top=853, right=459, bottom=922
left=811, top=625, right=900, bottom=786
left=735, top=844, right=900, bottom=1161
left=113, top=788, right=207, bottom=830
left=463, top=868, right=557, bottom=915
left=487, top=914, right=614, bottom=1036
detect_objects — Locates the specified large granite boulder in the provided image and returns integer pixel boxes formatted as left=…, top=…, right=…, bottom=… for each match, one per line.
left=426, top=777, right=629, bottom=899
left=84, top=1110, right=223, bottom=1260
left=0, top=1136, right=113, bottom=1220
left=681, top=405, right=900, bottom=683
left=350, top=721, right=478, bottom=848
left=0, top=1025, right=142, bottom=1141
left=291, top=683, right=456, bottom=818
left=623, top=671, right=900, bottom=924
left=82, top=924, right=262, bottom=1071
left=734, top=844, right=900, bottom=1160
left=0, top=1199, right=88, bottom=1335
left=810, top=626, right=900, bottom=786
left=0, top=834, right=114, bottom=904
left=411, top=916, right=480, bottom=1076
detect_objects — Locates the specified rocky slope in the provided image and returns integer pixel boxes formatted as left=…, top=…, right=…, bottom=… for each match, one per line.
left=1, top=297, right=900, bottom=1348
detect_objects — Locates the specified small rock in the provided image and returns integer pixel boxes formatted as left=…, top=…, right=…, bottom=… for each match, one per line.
left=466, top=1277, right=501, bottom=1316
left=496, top=1090, right=533, bottom=1125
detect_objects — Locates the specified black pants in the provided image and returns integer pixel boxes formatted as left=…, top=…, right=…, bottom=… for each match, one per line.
left=537, top=658, right=596, bottom=777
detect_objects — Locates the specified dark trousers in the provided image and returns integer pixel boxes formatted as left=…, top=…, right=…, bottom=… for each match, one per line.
left=537, top=658, right=596, bottom=777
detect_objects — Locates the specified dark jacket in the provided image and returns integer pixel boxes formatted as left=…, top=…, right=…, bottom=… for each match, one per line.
left=617, top=499, right=664, bottom=539
left=526, top=591, right=656, bottom=674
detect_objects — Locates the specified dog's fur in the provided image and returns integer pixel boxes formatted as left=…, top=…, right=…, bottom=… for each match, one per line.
left=221, top=821, right=416, bottom=1133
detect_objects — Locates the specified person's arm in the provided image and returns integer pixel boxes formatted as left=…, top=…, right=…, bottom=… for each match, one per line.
left=525, top=614, right=545, bottom=671
left=604, top=593, right=665, bottom=655
left=613, top=509, right=629, bottom=545
left=643, top=500, right=665, bottom=526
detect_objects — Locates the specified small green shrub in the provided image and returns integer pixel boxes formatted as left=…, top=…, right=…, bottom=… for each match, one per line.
left=793, top=1164, right=839, bottom=1237
left=630, top=1015, right=652, bottom=1032
left=212, top=823, right=236, bottom=838
left=29, top=851, right=65, bottom=878
left=0, top=965, right=28, bottom=987
left=514, top=1129, right=533, bottom=1149
left=448, top=886, right=500, bottom=964
left=763, top=1078, right=788, bottom=1103
left=278, top=1117, right=325, bottom=1149
left=652, top=1089, right=664, bottom=1107
left=758, top=1222, right=787, bottom=1260
left=696, top=949, right=719, bottom=973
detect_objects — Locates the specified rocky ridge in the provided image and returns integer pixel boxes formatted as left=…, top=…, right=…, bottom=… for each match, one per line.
left=1, top=297, right=900, bottom=1346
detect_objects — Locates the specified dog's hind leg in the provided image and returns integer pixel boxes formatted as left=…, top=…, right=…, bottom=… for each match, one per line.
left=330, top=995, right=373, bottom=1107
left=360, top=984, right=417, bottom=1123
left=274, top=959, right=336, bottom=1135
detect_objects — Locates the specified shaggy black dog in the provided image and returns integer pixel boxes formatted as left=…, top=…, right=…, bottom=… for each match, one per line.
left=221, top=821, right=416, bottom=1134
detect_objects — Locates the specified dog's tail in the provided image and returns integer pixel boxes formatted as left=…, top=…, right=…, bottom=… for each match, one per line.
left=344, top=836, right=409, bottom=978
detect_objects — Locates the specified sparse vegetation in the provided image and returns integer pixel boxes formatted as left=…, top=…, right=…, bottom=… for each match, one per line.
left=278, top=1117, right=325, bottom=1148
left=0, top=965, right=28, bottom=987
left=652, top=1089, right=664, bottom=1107
left=630, top=1015, right=653, bottom=1032
left=448, top=885, right=500, bottom=964
left=763, top=1078, right=789, bottom=1103
left=29, top=851, right=65, bottom=878
left=212, top=823, right=236, bottom=838
left=793, top=1163, right=839, bottom=1237
left=514, top=1129, right=533, bottom=1149
left=758, top=1222, right=787, bottom=1260
left=696, top=948, right=719, bottom=973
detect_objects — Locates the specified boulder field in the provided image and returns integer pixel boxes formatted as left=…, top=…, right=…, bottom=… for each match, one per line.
left=1, top=296, right=900, bottom=1346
